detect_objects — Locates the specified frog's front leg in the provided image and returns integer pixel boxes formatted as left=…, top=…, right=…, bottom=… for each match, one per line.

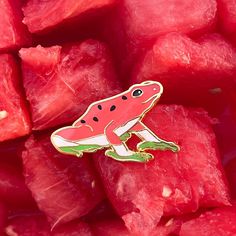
left=131, top=122, right=180, bottom=152
left=104, top=121, right=153, bottom=162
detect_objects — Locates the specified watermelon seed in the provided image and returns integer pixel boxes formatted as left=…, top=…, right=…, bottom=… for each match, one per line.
left=162, top=186, right=172, bottom=198
left=0, top=110, right=8, bottom=120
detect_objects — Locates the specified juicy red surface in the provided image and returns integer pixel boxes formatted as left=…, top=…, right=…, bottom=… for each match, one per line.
left=91, top=219, right=132, bottom=236
left=131, top=33, right=236, bottom=114
left=122, top=0, right=216, bottom=40
left=0, top=54, right=31, bottom=142
left=0, top=202, right=7, bottom=235
left=218, top=0, right=236, bottom=35
left=0, top=162, right=34, bottom=208
left=91, top=218, right=181, bottom=236
left=225, top=158, right=236, bottom=199
left=22, top=135, right=105, bottom=227
left=5, top=214, right=93, bottom=236
left=0, top=0, right=31, bottom=51
left=83, top=200, right=118, bottom=223
left=214, top=105, right=236, bottom=163
left=19, top=40, right=120, bottom=130
left=22, top=0, right=116, bottom=33
left=179, top=205, right=236, bottom=236
left=0, top=1, right=236, bottom=235
left=101, top=0, right=217, bottom=80
left=94, top=105, right=230, bottom=234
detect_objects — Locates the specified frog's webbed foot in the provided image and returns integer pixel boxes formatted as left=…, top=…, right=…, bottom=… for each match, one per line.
left=59, top=144, right=104, bottom=158
left=137, top=141, right=180, bottom=153
left=105, top=149, right=153, bottom=163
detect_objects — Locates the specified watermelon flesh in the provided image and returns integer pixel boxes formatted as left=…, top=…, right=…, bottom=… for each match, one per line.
left=0, top=54, right=31, bottom=142
left=0, top=0, right=31, bottom=51
left=19, top=40, right=121, bottom=130
left=94, top=105, right=230, bottom=234
left=91, top=219, right=134, bottom=236
left=0, top=162, right=35, bottom=208
left=91, top=218, right=181, bottom=236
left=22, top=134, right=105, bottom=227
left=0, top=202, right=7, bottom=235
left=218, top=0, right=236, bottom=35
left=122, top=0, right=216, bottom=41
left=22, top=0, right=116, bottom=33
left=101, top=0, right=217, bottom=79
left=214, top=105, right=236, bottom=164
left=131, top=33, right=236, bottom=114
left=225, top=158, right=236, bottom=199
left=5, top=214, right=93, bottom=236
left=179, top=205, right=236, bottom=236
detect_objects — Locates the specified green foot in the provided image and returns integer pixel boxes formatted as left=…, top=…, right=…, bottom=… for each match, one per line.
left=120, top=132, right=131, bottom=141
left=105, top=150, right=153, bottom=163
left=59, top=144, right=103, bottom=157
left=138, top=141, right=180, bottom=152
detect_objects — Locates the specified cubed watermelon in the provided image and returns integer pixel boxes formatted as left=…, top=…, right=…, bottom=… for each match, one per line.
left=5, top=214, right=93, bottom=236
left=101, top=0, right=217, bottom=79
left=19, top=40, right=121, bottom=130
left=94, top=105, right=230, bottom=234
left=22, top=134, right=105, bottom=227
left=121, top=0, right=216, bottom=41
left=0, top=162, right=35, bottom=208
left=131, top=33, right=236, bottom=114
left=22, top=0, right=116, bottom=33
left=218, top=0, right=236, bottom=36
left=0, top=0, right=31, bottom=51
left=179, top=205, right=236, bottom=236
left=0, top=54, right=31, bottom=142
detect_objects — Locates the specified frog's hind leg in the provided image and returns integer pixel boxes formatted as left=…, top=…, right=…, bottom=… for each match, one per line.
left=130, top=122, right=180, bottom=152
left=51, top=126, right=109, bottom=157
left=52, top=135, right=106, bottom=157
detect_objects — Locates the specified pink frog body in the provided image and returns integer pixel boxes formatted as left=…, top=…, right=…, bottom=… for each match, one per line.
left=51, top=81, right=179, bottom=162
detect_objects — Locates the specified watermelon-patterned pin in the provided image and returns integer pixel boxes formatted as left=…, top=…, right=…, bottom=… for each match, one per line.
left=51, top=81, right=179, bottom=162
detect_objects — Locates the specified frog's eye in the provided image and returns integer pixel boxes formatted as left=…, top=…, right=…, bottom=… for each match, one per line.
left=132, top=89, right=143, bottom=97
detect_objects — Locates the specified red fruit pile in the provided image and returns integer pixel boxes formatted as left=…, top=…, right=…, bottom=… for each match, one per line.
left=0, top=0, right=236, bottom=235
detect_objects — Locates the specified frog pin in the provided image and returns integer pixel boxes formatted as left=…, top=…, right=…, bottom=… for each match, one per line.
left=51, top=81, right=179, bottom=162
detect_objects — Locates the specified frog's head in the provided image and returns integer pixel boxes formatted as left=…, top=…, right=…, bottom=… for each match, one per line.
left=126, top=81, right=163, bottom=115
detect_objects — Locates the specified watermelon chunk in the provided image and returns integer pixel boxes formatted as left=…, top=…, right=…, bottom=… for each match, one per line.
left=0, top=0, right=31, bottom=51
left=179, top=205, right=236, bottom=236
left=101, top=0, right=217, bottom=79
left=0, top=54, right=31, bottom=142
left=22, top=134, right=105, bottom=227
left=0, top=162, right=35, bottom=208
left=5, top=214, right=93, bottom=236
left=131, top=33, right=236, bottom=113
left=122, top=0, right=216, bottom=41
left=94, top=105, right=230, bottom=234
left=19, top=40, right=121, bottom=130
left=218, top=0, right=236, bottom=35
left=22, top=0, right=116, bottom=33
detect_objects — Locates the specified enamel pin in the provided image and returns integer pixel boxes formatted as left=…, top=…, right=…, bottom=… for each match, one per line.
left=51, top=81, right=179, bottom=162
